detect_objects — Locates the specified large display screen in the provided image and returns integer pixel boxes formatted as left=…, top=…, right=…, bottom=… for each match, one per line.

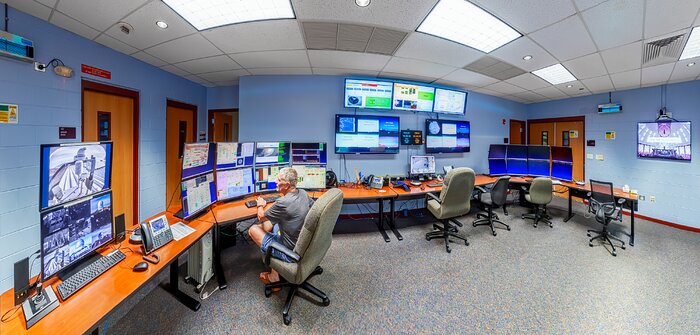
left=293, top=165, right=327, bottom=189
left=528, top=160, right=550, bottom=177
left=551, top=146, right=573, bottom=162
left=344, top=79, right=393, bottom=109
left=433, top=88, right=467, bottom=115
left=392, top=82, right=435, bottom=112
left=255, top=142, right=291, bottom=166
left=638, top=121, right=691, bottom=161
left=489, top=159, right=507, bottom=175
left=506, top=145, right=528, bottom=159
left=216, top=142, right=255, bottom=170
left=552, top=162, right=573, bottom=181
left=488, top=144, right=507, bottom=159
left=528, top=146, right=550, bottom=160
left=181, top=173, right=217, bottom=219
left=425, top=119, right=470, bottom=153
left=335, top=114, right=400, bottom=154
left=40, top=142, right=112, bottom=210
left=255, top=165, right=284, bottom=192
left=41, top=192, right=113, bottom=280
left=410, top=156, right=436, bottom=174
left=216, top=167, right=255, bottom=201
left=182, top=143, right=216, bottom=180
left=291, top=142, right=327, bottom=165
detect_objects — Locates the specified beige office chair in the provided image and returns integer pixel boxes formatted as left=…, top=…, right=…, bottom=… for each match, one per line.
left=521, top=177, right=553, bottom=227
left=262, top=188, right=343, bottom=325
left=425, top=167, right=476, bottom=253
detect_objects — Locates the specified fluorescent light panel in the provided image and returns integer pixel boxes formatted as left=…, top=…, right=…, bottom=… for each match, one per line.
left=532, top=64, right=577, bottom=85
left=163, top=0, right=295, bottom=31
left=417, top=0, right=521, bottom=53
left=680, top=26, right=700, bottom=60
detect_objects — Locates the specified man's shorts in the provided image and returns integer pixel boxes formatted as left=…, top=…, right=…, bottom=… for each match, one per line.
left=261, top=224, right=294, bottom=263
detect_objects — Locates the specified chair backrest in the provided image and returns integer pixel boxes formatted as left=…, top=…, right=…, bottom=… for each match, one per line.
left=292, top=188, right=343, bottom=283
left=589, top=179, right=615, bottom=204
left=528, top=177, right=553, bottom=205
left=490, top=176, right=511, bottom=206
left=436, top=167, right=475, bottom=218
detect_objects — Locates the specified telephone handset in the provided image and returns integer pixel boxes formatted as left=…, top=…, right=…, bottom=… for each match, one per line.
left=140, top=215, right=174, bottom=256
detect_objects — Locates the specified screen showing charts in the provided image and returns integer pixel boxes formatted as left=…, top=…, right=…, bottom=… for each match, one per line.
left=392, top=83, right=435, bottom=112
left=291, top=142, right=327, bottom=165
left=40, top=142, right=112, bottom=210
left=410, top=156, right=436, bottom=174
left=638, top=121, right=691, bottom=161
left=216, top=142, right=255, bottom=169
left=344, top=79, right=393, bottom=109
left=255, top=166, right=284, bottom=192
left=335, top=114, right=400, bottom=154
left=433, top=88, right=467, bottom=115
left=425, top=119, right=470, bottom=153
left=216, top=167, right=255, bottom=201
left=41, top=192, right=113, bottom=280
left=181, top=173, right=217, bottom=219
left=182, top=143, right=216, bottom=180
left=255, top=142, right=291, bottom=166
left=293, top=165, right=327, bottom=189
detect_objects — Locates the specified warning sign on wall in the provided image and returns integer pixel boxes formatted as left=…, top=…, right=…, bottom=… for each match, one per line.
left=0, top=103, right=18, bottom=124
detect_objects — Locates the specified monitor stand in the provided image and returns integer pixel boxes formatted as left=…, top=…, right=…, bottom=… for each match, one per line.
left=58, top=252, right=103, bottom=281
left=173, top=209, right=184, bottom=219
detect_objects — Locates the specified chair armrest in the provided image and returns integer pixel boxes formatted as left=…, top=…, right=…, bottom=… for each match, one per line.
left=264, top=241, right=301, bottom=266
left=426, top=192, right=441, bottom=204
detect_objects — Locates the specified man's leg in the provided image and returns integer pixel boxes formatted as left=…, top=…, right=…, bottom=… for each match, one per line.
left=248, top=221, right=281, bottom=283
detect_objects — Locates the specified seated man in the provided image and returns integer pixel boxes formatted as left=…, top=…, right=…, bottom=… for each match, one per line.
left=248, top=167, right=315, bottom=284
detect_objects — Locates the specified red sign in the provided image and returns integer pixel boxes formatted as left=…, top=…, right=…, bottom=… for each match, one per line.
left=81, top=64, right=111, bottom=79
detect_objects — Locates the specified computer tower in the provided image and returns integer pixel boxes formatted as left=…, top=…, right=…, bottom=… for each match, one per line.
left=186, top=230, right=214, bottom=292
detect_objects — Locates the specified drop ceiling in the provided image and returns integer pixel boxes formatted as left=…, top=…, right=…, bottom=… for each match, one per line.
left=6, top=0, right=700, bottom=104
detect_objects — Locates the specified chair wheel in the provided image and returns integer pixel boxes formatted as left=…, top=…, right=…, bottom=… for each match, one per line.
left=472, top=223, right=476, bottom=227
left=533, top=224, right=537, bottom=228
left=265, top=288, right=272, bottom=298
left=283, top=314, right=291, bottom=325
left=589, top=243, right=593, bottom=247
left=549, top=224, right=553, bottom=228
left=492, top=232, right=497, bottom=236
left=446, top=247, right=451, bottom=253
left=425, top=235, right=430, bottom=241
left=507, top=227, right=511, bottom=231
left=316, top=268, right=324, bottom=274
left=323, top=298, right=330, bottom=306
left=464, top=240, right=469, bottom=246
left=612, top=252, right=617, bottom=257
left=621, top=245, right=626, bottom=250
left=587, top=233, right=591, bottom=237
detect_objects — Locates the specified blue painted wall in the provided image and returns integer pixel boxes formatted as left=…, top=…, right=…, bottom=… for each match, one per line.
left=207, top=85, right=239, bottom=109
left=527, top=80, right=700, bottom=229
left=0, top=7, right=207, bottom=291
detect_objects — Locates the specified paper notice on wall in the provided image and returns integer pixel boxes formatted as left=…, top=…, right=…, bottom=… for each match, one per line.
left=569, top=130, right=578, bottom=138
left=0, top=103, right=18, bottom=124
left=605, top=131, right=616, bottom=140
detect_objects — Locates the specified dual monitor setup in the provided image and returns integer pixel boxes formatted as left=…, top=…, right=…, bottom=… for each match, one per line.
left=488, top=144, right=574, bottom=181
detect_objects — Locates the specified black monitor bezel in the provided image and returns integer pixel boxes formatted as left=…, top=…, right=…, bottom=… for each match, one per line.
left=255, top=141, right=292, bottom=166
left=215, top=141, right=256, bottom=170
left=291, top=142, right=328, bottom=165
left=215, top=166, right=256, bottom=202
left=334, top=114, right=401, bottom=154
left=424, top=119, right=471, bottom=154
left=181, top=172, right=217, bottom=220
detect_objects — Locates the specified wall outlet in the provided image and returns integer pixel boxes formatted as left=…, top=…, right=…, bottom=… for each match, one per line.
left=586, top=153, right=593, bottom=159
left=650, top=195, right=656, bottom=203
left=595, top=154, right=604, bottom=160
left=639, top=195, right=645, bottom=201
left=34, top=62, right=46, bottom=72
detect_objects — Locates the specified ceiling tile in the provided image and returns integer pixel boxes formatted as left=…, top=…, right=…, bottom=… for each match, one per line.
left=512, top=91, right=548, bottom=102
left=471, top=0, right=576, bottom=34
left=35, top=0, right=57, bottom=7
left=394, top=33, right=485, bottom=68
left=644, top=0, right=700, bottom=38
left=533, top=86, right=568, bottom=99
left=471, top=87, right=502, bottom=97
left=382, top=57, right=456, bottom=79
left=160, top=64, right=191, bottom=76
left=505, top=73, right=551, bottom=90
left=600, top=41, right=642, bottom=73
left=4, top=0, right=52, bottom=20
left=174, top=55, right=241, bottom=74
left=574, top=0, right=609, bottom=11
left=432, top=79, right=477, bottom=92
left=441, top=69, right=499, bottom=87
left=145, top=34, right=222, bottom=64
left=183, top=74, right=213, bottom=86
left=582, top=0, right=643, bottom=50
left=641, top=63, right=675, bottom=85
left=230, top=50, right=310, bottom=68
left=211, top=80, right=240, bottom=86
left=563, top=53, right=608, bottom=79
left=529, top=15, right=598, bottom=61
left=312, top=68, right=380, bottom=77
left=581, top=75, right=614, bottom=93
left=483, top=82, right=527, bottom=95
left=104, top=1, right=196, bottom=50
left=198, top=69, right=250, bottom=83
left=490, top=37, right=558, bottom=72
left=610, top=69, right=641, bottom=89
left=378, top=72, right=440, bottom=83
left=49, top=11, right=100, bottom=40
left=669, top=57, right=700, bottom=82
left=131, top=51, right=167, bottom=67
left=504, top=95, right=531, bottom=104
left=203, top=20, right=305, bottom=54
left=94, top=34, right=138, bottom=55
left=56, top=0, right=148, bottom=31
left=556, top=81, right=590, bottom=96
left=307, top=50, right=390, bottom=71
left=247, top=68, right=313, bottom=75
left=293, top=0, right=438, bottom=31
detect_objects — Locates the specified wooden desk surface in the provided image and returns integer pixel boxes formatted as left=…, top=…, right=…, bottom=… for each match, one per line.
left=559, top=181, right=638, bottom=201
left=313, top=185, right=397, bottom=200
left=392, top=180, right=442, bottom=197
left=0, top=212, right=212, bottom=335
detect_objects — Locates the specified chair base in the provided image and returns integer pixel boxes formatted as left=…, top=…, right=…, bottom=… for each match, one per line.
left=473, top=207, right=510, bottom=236
left=522, top=205, right=552, bottom=228
left=426, top=219, right=468, bottom=253
left=588, top=228, right=626, bottom=256
left=264, top=266, right=329, bottom=325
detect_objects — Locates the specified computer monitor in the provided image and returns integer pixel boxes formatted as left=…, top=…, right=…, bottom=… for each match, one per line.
left=335, top=114, right=400, bottom=154
left=293, top=165, right=327, bottom=189
left=528, top=159, right=550, bottom=177
left=216, top=142, right=255, bottom=170
left=181, top=172, right=217, bottom=220
left=410, top=156, right=436, bottom=175
left=551, top=146, right=573, bottom=162
left=182, top=143, right=216, bottom=180
left=291, top=142, right=328, bottom=165
left=488, top=144, right=507, bottom=159
left=41, top=191, right=114, bottom=281
left=552, top=162, right=573, bottom=181
left=255, top=165, right=285, bottom=192
left=506, top=145, right=528, bottom=159
left=255, top=142, right=291, bottom=166
left=40, top=142, right=113, bottom=210
left=489, top=159, right=507, bottom=175
left=216, top=167, right=255, bottom=201
left=506, top=158, right=527, bottom=175
left=425, top=119, right=470, bottom=153
left=528, top=145, right=550, bottom=160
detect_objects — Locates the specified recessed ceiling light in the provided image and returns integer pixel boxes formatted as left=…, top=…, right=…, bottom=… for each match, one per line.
left=688, top=62, right=696, bottom=67
left=355, top=0, right=371, bottom=7
left=523, top=55, right=532, bottom=61
left=532, top=64, right=577, bottom=85
left=156, top=21, right=168, bottom=29
left=566, top=84, right=573, bottom=88
left=680, top=26, right=700, bottom=60
left=162, top=0, right=295, bottom=31
left=416, top=0, right=521, bottom=53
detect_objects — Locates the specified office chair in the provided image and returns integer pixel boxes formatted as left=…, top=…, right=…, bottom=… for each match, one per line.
left=587, top=179, right=626, bottom=256
left=262, top=188, right=343, bottom=325
left=425, top=167, right=476, bottom=253
left=521, top=177, right=553, bottom=228
left=473, top=176, right=511, bottom=236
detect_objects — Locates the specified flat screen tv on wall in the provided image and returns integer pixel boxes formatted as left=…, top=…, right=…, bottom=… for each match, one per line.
left=637, top=121, right=691, bottom=161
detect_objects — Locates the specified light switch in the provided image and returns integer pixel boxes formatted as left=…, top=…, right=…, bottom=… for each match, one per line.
left=595, top=154, right=604, bottom=160
left=586, top=153, right=593, bottom=159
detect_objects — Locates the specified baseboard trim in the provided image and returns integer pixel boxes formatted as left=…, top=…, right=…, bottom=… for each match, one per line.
left=620, top=210, right=700, bottom=233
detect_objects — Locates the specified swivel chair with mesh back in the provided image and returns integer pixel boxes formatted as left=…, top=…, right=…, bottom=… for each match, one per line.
left=473, top=176, right=511, bottom=236
left=521, top=177, right=553, bottom=227
left=587, top=179, right=627, bottom=256
left=425, top=167, right=476, bottom=253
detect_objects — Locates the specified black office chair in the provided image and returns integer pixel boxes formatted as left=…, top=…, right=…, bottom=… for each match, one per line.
left=587, top=179, right=626, bottom=256
left=473, top=176, right=511, bottom=236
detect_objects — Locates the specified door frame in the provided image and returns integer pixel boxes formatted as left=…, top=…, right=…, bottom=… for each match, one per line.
left=509, top=119, right=526, bottom=144
left=208, top=108, right=238, bottom=141
left=527, top=115, right=586, bottom=180
left=81, top=79, right=140, bottom=225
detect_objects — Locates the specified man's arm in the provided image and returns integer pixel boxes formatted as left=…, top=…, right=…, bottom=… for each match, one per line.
left=256, top=196, right=268, bottom=223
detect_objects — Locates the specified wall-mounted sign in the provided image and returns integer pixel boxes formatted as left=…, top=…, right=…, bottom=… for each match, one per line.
left=59, top=127, right=76, bottom=139
left=81, top=64, right=111, bottom=79
left=605, top=131, right=616, bottom=140
left=587, top=140, right=596, bottom=146
left=569, top=130, right=578, bottom=138
left=0, top=103, right=18, bottom=124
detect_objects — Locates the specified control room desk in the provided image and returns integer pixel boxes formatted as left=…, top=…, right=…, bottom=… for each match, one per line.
left=0, top=212, right=213, bottom=335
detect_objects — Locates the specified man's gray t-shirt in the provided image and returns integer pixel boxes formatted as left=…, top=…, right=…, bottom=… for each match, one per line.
left=264, top=189, right=315, bottom=250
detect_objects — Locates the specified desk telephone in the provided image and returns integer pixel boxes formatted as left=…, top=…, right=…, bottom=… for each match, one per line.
left=139, top=215, right=173, bottom=262
left=362, top=175, right=384, bottom=189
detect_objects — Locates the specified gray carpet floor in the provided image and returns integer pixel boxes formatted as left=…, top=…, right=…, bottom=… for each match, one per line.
left=104, top=197, right=700, bottom=334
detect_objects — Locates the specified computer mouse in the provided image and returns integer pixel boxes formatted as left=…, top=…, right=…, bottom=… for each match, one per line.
left=133, top=261, right=149, bottom=272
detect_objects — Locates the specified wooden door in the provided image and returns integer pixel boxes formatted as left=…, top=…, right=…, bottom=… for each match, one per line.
left=83, top=89, right=136, bottom=226
left=555, top=121, right=585, bottom=182
left=510, top=119, right=525, bottom=144
left=528, top=122, right=555, bottom=145
left=166, top=104, right=196, bottom=210
left=213, top=112, right=234, bottom=142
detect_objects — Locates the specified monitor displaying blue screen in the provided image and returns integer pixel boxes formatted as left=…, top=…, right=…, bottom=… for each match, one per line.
left=507, top=145, right=528, bottom=159
left=335, top=114, right=400, bottom=154
left=551, top=146, right=573, bottom=162
left=552, top=162, right=573, bottom=181
left=528, top=146, right=550, bottom=160
left=489, top=159, right=507, bottom=175
left=506, top=159, right=527, bottom=175
left=528, top=159, right=550, bottom=177
left=182, top=143, right=216, bottom=180
left=425, top=119, right=470, bottom=153
left=489, top=144, right=507, bottom=159
left=216, top=142, right=255, bottom=170
left=292, top=142, right=328, bottom=164
left=181, top=173, right=217, bottom=220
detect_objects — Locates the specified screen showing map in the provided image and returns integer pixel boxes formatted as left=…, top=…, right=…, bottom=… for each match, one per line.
left=181, top=173, right=217, bottom=219
left=182, top=143, right=216, bottom=179
left=433, top=88, right=467, bottom=115
left=216, top=142, right=255, bottom=169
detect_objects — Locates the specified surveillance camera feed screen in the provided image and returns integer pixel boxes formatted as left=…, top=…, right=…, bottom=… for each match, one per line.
left=40, top=142, right=112, bottom=210
left=344, top=79, right=393, bottom=109
left=638, top=121, right=691, bottom=161
left=335, top=114, right=400, bottom=154
left=425, top=119, right=470, bottom=153
left=255, top=142, right=291, bottom=166
left=41, top=192, right=113, bottom=280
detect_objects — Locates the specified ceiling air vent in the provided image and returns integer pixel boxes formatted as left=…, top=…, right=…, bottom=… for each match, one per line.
left=464, top=56, right=526, bottom=80
left=302, top=22, right=407, bottom=56
left=643, top=33, right=685, bottom=65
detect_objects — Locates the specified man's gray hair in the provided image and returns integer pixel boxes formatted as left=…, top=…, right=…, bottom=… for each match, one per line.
left=278, top=167, right=298, bottom=187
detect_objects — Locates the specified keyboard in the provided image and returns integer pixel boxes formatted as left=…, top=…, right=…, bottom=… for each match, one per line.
left=427, top=183, right=443, bottom=187
left=57, top=249, right=125, bottom=300
left=245, top=195, right=281, bottom=208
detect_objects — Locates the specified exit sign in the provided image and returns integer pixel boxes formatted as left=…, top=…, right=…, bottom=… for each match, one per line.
left=81, top=64, right=111, bottom=79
